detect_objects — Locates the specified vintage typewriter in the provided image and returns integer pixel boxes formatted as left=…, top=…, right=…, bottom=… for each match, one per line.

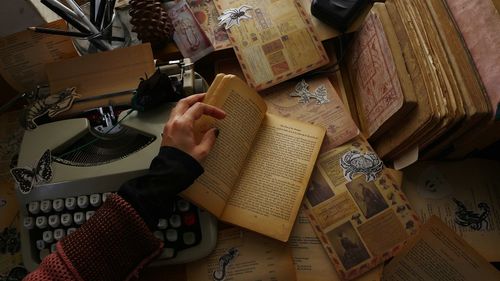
left=15, top=60, right=218, bottom=271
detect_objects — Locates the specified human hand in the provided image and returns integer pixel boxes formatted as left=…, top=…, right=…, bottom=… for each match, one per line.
left=161, top=93, right=226, bottom=162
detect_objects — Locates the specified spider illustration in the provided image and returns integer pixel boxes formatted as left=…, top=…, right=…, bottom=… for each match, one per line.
left=218, top=5, right=253, bottom=30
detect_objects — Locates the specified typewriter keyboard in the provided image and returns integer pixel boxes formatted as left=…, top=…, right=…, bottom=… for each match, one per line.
left=23, top=193, right=215, bottom=266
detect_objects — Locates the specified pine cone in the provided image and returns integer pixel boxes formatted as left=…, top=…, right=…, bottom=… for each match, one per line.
left=129, top=0, right=174, bottom=48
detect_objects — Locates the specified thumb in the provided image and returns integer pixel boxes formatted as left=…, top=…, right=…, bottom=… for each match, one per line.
left=196, top=127, right=220, bottom=160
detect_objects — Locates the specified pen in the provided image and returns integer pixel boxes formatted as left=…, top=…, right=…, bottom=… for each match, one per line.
left=65, top=0, right=112, bottom=49
left=90, top=0, right=96, bottom=24
left=95, top=0, right=108, bottom=29
left=41, top=0, right=90, bottom=34
left=28, top=26, right=125, bottom=41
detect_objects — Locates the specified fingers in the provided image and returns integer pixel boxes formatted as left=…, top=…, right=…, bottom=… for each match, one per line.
left=171, top=93, right=206, bottom=117
left=196, top=127, right=219, bottom=160
left=184, top=102, right=226, bottom=122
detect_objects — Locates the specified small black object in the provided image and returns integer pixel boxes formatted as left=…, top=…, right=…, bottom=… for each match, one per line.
left=131, top=69, right=184, bottom=112
left=311, top=0, right=371, bottom=32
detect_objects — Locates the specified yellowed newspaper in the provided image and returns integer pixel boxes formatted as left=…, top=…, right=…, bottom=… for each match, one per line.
left=402, top=159, right=500, bottom=261
left=213, top=0, right=328, bottom=90
left=186, top=227, right=297, bottom=281
left=382, top=216, right=500, bottom=281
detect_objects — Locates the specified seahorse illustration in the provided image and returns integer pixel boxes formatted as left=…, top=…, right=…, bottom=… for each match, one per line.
left=212, top=247, right=239, bottom=281
left=23, top=87, right=79, bottom=130
left=453, top=198, right=490, bottom=231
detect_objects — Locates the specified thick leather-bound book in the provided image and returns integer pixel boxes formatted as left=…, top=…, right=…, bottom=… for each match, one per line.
left=344, top=3, right=417, bottom=140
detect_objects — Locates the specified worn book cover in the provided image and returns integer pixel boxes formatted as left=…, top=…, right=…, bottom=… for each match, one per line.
left=344, top=3, right=417, bottom=140
left=212, top=0, right=329, bottom=90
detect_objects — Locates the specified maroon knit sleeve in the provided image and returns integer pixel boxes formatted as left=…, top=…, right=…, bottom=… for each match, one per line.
left=24, top=194, right=163, bottom=281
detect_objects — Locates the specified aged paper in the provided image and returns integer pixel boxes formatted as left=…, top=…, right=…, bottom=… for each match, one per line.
left=188, top=0, right=232, bottom=50
left=264, top=76, right=359, bottom=151
left=289, top=208, right=384, bottom=281
left=382, top=216, right=500, bottom=281
left=186, top=227, right=296, bottom=281
left=213, top=0, right=329, bottom=90
left=304, top=138, right=419, bottom=280
left=402, top=159, right=500, bottom=261
left=0, top=20, right=77, bottom=92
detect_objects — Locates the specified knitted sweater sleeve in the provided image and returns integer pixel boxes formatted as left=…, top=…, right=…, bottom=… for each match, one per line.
left=24, top=147, right=204, bottom=281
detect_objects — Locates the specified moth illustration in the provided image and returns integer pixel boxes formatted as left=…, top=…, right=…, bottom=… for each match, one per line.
left=10, top=149, right=53, bottom=194
left=218, top=5, right=253, bottom=30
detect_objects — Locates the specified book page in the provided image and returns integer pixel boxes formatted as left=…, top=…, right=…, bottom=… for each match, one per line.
left=402, top=159, right=500, bottom=261
left=382, top=216, right=500, bottom=281
left=289, top=208, right=384, bottom=281
left=186, top=227, right=297, bottom=281
left=183, top=75, right=267, bottom=216
left=220, top=113, right=325, bottom=241
left=213, top=0, right=329, bottom=90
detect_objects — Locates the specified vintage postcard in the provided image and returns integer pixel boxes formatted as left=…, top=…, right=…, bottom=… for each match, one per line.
left=166, top=0, right=214, bottom=62
left=187, top=0, right=232, bottom=50
left=213, top=0, right=329, bottom=90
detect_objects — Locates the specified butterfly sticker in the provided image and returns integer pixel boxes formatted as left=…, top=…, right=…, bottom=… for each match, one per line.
left=218, top=5, right=253, bottom=30
left=10, top=149, right=53, bottom=194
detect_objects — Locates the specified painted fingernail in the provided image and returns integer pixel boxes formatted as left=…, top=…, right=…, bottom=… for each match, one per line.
left=214, top=128, right=220, bottom=138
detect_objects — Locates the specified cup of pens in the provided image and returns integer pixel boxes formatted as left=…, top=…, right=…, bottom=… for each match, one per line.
left=69, top=2, right=131, bottom=55
left=35, top=0, right=131, bottom=55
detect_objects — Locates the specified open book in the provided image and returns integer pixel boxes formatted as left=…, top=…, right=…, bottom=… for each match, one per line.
left=182, top=74, right=326, bottom=242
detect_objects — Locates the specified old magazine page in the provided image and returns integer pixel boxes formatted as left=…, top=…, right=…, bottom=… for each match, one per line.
left=289, top=208, right=384, bottom=281
left=183, top=75, right=267, bottom=216
left=186, top=227, right=297, bottom=281
left=213, top=0, right=328, bottom=90
left=402, top=159, right=500, bottom=261
left=382, top=216, right=500, bottom=281
left=221, top=113, right=325, bottom=242
left=304, top=138, right=419, bottom=280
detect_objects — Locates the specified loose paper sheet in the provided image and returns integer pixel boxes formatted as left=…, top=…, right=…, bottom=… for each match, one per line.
left=0, top=20, right=78, bottom=92
left=402, top=159, right=500, bottom=261
left=45, top=43, right=155, bottom=116
left=186, top=227, right=297, bottom=281
left=382, top=216, right=500, bottom=281
left=213, top=0, right=329, bottom=90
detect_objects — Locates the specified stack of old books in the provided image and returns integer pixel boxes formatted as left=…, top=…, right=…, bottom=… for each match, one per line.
left=342, top=0, right=500, bottom=162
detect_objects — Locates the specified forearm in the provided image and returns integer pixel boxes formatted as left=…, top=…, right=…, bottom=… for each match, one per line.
left=25, top=147, right=204, bottom=280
